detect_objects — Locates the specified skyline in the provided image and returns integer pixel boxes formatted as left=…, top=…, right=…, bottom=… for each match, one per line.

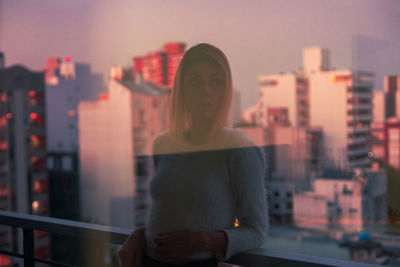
left=1, top=0, right=400, bottom=109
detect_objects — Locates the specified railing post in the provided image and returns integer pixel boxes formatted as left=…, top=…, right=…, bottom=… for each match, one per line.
left=23, top=228, right=34, bottom=267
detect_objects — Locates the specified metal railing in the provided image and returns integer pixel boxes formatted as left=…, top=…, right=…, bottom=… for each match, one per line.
left=0, top=210, right=378, bottom=267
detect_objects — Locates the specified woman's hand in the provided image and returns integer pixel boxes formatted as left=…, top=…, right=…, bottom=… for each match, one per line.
left=119, top=228, right=146, bottom=267
left=152, top=231, right=205, bottom=264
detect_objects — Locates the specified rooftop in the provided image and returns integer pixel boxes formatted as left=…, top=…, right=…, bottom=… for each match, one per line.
left=119, top=80, right=169, bottom=96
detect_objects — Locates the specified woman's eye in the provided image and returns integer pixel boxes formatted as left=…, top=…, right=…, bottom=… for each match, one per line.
left=210, top=79, right=221, bottom=86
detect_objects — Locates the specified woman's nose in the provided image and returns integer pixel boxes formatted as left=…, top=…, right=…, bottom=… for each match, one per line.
left=200, top=82, right=213, bottom=96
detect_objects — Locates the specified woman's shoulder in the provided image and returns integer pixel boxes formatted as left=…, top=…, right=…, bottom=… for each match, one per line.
left=220, top=127, right=259, bottom=149
left=153, top=128, right=260, bottom=154
left=153, top=131, right=174, bottom=155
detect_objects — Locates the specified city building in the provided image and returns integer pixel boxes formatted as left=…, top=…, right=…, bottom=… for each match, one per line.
left=293, top=168, right=387, bottom=233
left=371, top=76, right=400, bottom=168
left=0, top=63, right=50, bottom=261
left=241, top=72, right=309, bottom=128
left=370, top=91, right=385, bottom=163
left=44, top=57, right=106, bottom=264
left=47, top=152, right=80, bottom=220
left=370, top=121, right=385, bottom=163
left=384, top=117, right=400, bottom=170
left=307, top=47, right=374, bottom=169
left=243, top=47, right=374, bottom=169
left=373, top=91, right=385, bottom=123
left=384, top=75, right=400, bottom=119
left=238, top=126, right=308, bottom=182
left=265, top=179, right=295, bottom=225
left=133, top=42, right=185, bottom=88
left=340, top=232, right=400, bottom=265
left=237, top=125, right=322, bottom=224
left=45, top=57, right=105, bottom=153
left=78, top=71, right=168, bottom=228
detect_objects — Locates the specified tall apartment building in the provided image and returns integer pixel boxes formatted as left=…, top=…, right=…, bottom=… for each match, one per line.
left=384, top=75, right=400, bottom=119
left=78, top=72, right=168, bottom=228
left=243, top=47, right=374, bottom=169
left=45, top=57, right=105, bottom=153
left=307, top=48, right=374, bottom=169
left=43, top=57, right=106, bottom=264
left=45, top=58, right=104, bottom=221
left=370, top=91, right=385, bottom=163
left=370, top=76, right=400, bottom=168
left=133, top=42, right=186, bottom=88
left=0, top=64, right=50, bottom=261
left=294, top=168, right=387, bottom=233
left=384, top=117, right=400, bottom=170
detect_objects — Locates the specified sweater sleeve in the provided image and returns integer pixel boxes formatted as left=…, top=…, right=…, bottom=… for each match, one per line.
left=216, top=145, right=269, bottom=261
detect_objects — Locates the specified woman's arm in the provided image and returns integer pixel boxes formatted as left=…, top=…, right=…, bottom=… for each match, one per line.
left=199, top=231, right=228, bottom=253
left=151, top=230, right=227, bottom=264
left=119, top=227, right=146, bottom=267
left=217, top=145, right=269, bottom=260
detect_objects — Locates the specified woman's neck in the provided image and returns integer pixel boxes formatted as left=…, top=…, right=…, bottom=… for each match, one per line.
left=185, top=120, right=214, bottom=144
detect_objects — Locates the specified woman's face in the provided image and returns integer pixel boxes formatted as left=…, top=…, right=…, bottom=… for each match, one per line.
left=182, top=60, right=225, bottom=122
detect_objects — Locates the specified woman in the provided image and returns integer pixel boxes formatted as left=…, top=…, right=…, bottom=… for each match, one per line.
left=119, top=43, right=268, bottom=267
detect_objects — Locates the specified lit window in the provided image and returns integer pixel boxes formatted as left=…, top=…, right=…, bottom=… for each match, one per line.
left=67, top=109, right=76, bottom=116
left=32, top=201, right=39, bottom=213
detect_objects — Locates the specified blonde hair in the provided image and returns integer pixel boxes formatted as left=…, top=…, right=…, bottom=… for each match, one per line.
left=168, top=43, right=233, bottom=143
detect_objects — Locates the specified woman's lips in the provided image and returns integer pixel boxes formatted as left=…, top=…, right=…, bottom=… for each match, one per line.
left=199, top=101, right=214, bottom=106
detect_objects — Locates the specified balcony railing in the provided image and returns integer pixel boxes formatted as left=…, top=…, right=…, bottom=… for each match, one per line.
left=0, top=210, right=378, bottom=267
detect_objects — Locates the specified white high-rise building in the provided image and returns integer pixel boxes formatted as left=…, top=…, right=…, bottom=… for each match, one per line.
left=243, top=47, right=374, bottom=169
left=78, top=76, right=168, bottom=228
left=306, top=48, right=374, bottom=169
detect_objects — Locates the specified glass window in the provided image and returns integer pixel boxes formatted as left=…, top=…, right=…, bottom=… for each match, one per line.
left=62, top=156, right=72, bottom=172
left=1, top=2, right=399, bottom=267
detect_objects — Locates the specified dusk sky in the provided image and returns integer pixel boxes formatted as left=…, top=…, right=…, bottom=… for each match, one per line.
left=1, top=0, right=399, bottom=109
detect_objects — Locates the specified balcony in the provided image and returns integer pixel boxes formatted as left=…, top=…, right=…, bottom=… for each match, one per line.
left=347, top=104, right=373, bottom=112
left=348, top=126, right=370, bottom=134
left=347, top=147, right=370, bottom=157
left=348, top=157, right=372, bottom=167
left=351, top=114, right=373, bottom=123
left=348, top=136, right=368, bottom=146
left=347, top=91, right=371, bottom=100
left=0, top=210, right=378, bottom=267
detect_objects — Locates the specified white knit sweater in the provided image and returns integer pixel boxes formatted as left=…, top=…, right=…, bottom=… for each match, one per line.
left=145, top=128, right=268, bottom=261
